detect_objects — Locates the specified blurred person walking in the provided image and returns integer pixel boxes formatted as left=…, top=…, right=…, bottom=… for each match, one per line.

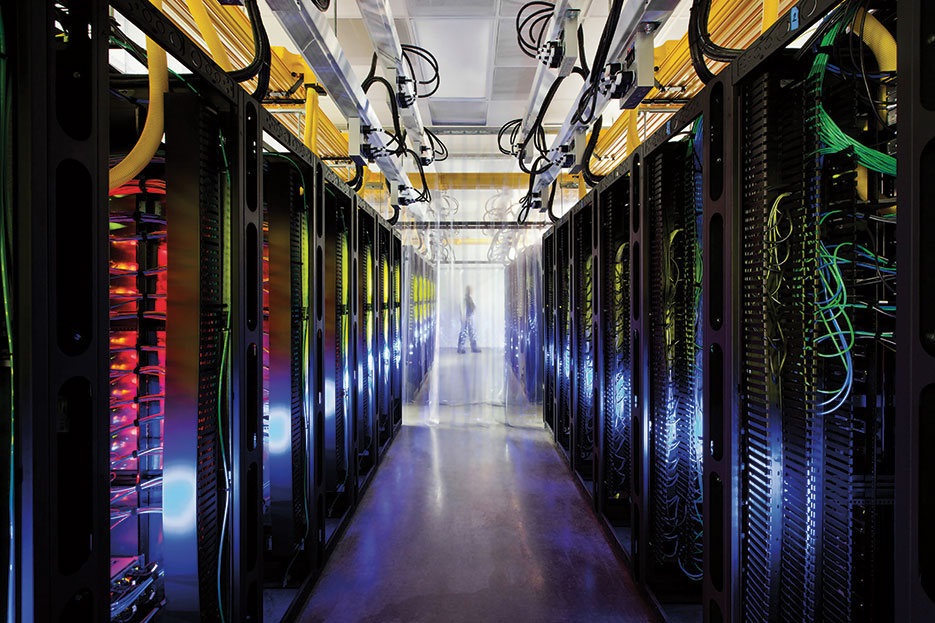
left=457, top=285, right=481, bottom=353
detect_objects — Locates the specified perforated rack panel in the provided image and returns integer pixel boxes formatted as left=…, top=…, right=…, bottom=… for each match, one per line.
left=598, top=173, right=632, bottom=523
left=646, top=129, right=704, bottom=595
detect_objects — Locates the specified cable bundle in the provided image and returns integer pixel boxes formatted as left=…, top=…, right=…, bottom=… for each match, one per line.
left=688, top=0, right=742, bottom=84
left=227, top=0, right=271, bottom=99
left=516, top=1, right=555, bottom=59
left=807, top=5, right=896, bottom=176
left=401, top=44, right=440, bottom=98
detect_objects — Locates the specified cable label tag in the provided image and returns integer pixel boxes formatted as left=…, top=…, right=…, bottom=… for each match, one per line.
left=791, top=7, right=800, bottom=31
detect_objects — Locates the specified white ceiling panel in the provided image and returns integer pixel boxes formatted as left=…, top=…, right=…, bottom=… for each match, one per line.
left=406, top=0, right=498, bottom=18
left=428, top=100, right=488, bottom=125
left=494, top=19, right=537, bottom=67
left=412, top=19, right=493, bottom=99
left=490, top=67, right=537, bottom=100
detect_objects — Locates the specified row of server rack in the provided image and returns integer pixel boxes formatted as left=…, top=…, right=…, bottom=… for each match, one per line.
left=0, top=1, right=436, bottom=621
left=403, top=249, right=437, bottom=401
left=542, top=0, right=934, bottom=621
left=506, top=246, right=544, bottom=404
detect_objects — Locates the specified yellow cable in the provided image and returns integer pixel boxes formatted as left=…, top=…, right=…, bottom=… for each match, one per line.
left=852, top=8, right=896, bottom=201
left=186, top=0, right=233, bottom=71
left=853, top=8, right=896, bottom=73
left=109, top=0, right=168, bottom=190
left=762, top=0, right=779, bottom=33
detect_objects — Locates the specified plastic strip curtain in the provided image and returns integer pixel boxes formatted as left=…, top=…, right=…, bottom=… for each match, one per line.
left=401, top=176, right=570, bottom=428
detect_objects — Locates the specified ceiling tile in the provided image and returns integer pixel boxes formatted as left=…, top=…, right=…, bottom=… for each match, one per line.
left=428, top=100, right=488, bottom=125
left=494, top=19, right=537, bottom=67
left=412, top=19, right=492, bottom=98
left=490, top=67, right=536, bottom=100
left=406, top=0, right=498, bottom=18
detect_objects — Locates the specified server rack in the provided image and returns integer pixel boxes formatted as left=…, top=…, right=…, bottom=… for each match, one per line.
left=376, top=221, right=392, bottom=454
left=356, top=203, right=378, bottom=491
left=541, top=2, right=903, bottom=623
left=506, top=245, right=544, bottom=404
left=525, top=247, right=544, bottom=403
left=555, top=217, right=573, bottom=456
left=321, top=179, right=355, bottom=545
left=403, top=250, right=436, bottom=401
left=391, top=231, right=403, bottom=429
left=594, top=166, right=633, bottom=555
left=645, top=119, right=705, bottom=609
left=506, top=257, right=523, bottom=383
left=542, top=230, right=556, bottom=432
left=12, top=2, right=112, bottom=620
left=735, top=8, right=896, bottom=619
left=263, top=153, right=316, bottom=590
left=571, top=199, right=596, bottom=495
left=896, top=1, right=935, bottom=622
left=7, top=1, right=407, bottom=620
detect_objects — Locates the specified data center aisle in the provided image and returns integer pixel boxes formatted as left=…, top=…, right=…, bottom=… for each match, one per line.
left=293, top=353, right=654, bottom=623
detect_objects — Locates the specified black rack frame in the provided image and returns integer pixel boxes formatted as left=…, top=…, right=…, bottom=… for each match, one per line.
left=8, top=1, right=409, bottom=620
left=539, top=1, right=922, bottom=622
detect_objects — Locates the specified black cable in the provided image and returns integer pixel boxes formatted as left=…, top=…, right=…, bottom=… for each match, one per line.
left=572, top=0, right=623, bottom=126
left=576, top=25, right=589, bottom=77
left=405, top=149, right=431, bottom=204
left=498, top=119, right=522, bottom=155
left=582, top=115, right=604, bottom=186
left=516, top=2, right=555, bottom=59
left=362, top=55, right=406, bottom=156
left=544, top=181, right=559, bottom=222
left=425, top=128, right=449, bottom=162
left=228, top=0, right=264, bottom=82
left=311, top=0, right=330, bottom=10
left=251, top=19, right=271, bottom=100
left=519, top=76, right=565, bottom=157
left=688, top=0, right=716, bottom=84
left=855, top=2, right=896, bottom=134
left=350, top=161, right=364, bottom=192
left=401, top=44, right=440, bottom=98
left=692, top=0, right=742, bottom=62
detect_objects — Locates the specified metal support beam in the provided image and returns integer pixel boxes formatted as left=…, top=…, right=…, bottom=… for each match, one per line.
left=394, top=220, right=549, bottom=230
left=513, top=0, right=584, bottom=150
left=266, top=0, right=419, bottom=206
left=532, top=0, right=679, bottom=196
left=355, top=0, right=432, bottom=163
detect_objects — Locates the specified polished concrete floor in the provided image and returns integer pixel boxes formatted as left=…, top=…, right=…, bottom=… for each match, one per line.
left=292, top=357, right=654, bottom=622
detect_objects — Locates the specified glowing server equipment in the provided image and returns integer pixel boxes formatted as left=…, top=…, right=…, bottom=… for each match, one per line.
left=645, top=118, right=705, bottom=604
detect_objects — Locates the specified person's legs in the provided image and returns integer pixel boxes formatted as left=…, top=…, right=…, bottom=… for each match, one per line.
left=468, top=318, right=480, bottom=352
left=457, top=321, right=467, bottom=353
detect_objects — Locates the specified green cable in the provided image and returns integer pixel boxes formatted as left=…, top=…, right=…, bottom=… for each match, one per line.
left=216, top=319, right=230, bottom=623
left=0, top=7, right=14, bottom=620
left=808, top=14, right=896, bottom=176
left=263, top=152, right=307, bottom=213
